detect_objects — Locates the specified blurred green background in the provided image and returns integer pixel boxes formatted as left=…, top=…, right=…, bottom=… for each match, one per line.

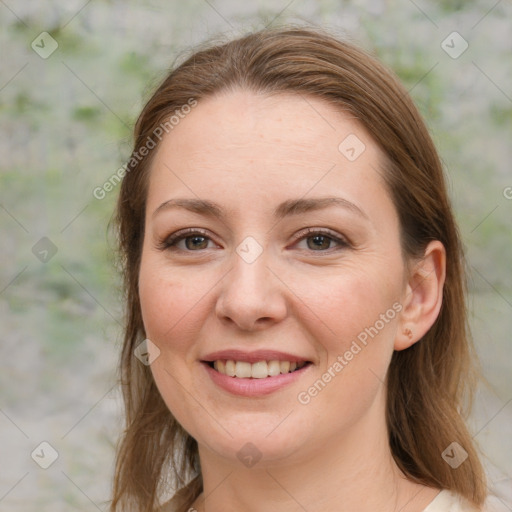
left=1, top=0, right=511, bottom=510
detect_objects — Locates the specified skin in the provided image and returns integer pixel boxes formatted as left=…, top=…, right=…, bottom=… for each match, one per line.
left=138, top=90, right=446, bottom=512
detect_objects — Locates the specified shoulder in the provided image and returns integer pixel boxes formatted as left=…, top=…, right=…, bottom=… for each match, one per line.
left=422, top=490, right=480, bottom=512
left=482, top=493, right=512, bottom=512
left=423, top=489, right=511, bottom=512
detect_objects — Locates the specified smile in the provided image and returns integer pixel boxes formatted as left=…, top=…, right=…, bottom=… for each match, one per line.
left=202, top=357, right=312, bottom=396
left=210, top=360, right=308, bottom=378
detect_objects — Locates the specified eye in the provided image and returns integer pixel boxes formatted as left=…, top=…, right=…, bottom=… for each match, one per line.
left=158, top=228, right=218, bottom=251
left=293, top=228, right=349, bottom=252
left=158, top=227, right=349, bottom=253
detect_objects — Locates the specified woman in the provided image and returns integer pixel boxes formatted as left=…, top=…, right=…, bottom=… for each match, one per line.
left=111, top=26, right=489, bottom=511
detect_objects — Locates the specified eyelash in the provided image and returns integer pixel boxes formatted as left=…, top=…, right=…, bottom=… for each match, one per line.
left=157, top=227, right=350, bottom=254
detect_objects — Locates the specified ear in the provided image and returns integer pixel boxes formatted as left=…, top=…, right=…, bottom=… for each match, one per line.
left=395, top=240, right=446, bottom=351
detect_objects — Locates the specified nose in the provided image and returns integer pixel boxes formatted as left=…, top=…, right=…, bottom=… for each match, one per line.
left=215, top=248, right=288, bottom=331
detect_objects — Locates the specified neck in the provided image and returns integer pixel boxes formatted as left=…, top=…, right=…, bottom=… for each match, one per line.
left=191, top=388, right=439, bottom=512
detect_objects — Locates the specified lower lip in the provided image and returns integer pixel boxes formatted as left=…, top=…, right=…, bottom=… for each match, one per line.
left=202, top=362, right=311, bottom=397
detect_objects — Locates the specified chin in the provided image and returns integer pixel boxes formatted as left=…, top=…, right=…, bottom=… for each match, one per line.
left=192, top=416, right=310, bottom=468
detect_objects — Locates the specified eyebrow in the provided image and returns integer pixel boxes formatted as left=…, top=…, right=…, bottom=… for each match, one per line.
left=152, top=196, right=369, bottom=221
left=274, top=197, right=368, bottom=220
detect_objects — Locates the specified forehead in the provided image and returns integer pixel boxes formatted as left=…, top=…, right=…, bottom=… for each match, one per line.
left=147, top=90, right=394, bottom=224
left=155, top=90, right=377, bottom=163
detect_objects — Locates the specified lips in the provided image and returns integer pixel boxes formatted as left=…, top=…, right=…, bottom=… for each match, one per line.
left=202, top=357, right=312, bottom=397
left=200, top=349, right=313, bottom=396
left=201, top=349, right=312, bottom=380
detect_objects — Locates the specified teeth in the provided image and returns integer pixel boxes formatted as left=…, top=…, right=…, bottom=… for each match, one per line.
left=268, top=360, right=281, bottom=376
left=235, top=361, right=252, bottom=378
left=211, top=359, right=307, bottom=378
left=225, top=360, right=236, bottom=377
left=251, top=361, right=269, bottom=379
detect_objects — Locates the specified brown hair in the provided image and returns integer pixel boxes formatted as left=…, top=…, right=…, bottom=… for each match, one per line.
left=111, top=26, right=487, bottom=511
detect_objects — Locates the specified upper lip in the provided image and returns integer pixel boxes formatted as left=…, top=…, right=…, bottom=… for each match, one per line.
left=201, top=349, right=311, bottom=364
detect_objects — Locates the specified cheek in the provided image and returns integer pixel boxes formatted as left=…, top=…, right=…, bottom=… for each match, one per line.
left=138, top=254, right=203, bottom=350
left=138, top=255, right=208, bottom=430
left=291, top=263, right=401, bottom=368
left=289, top=270, right=399, bottom=429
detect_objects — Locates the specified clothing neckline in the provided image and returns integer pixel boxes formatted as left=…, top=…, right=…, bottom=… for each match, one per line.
left=422, top=489, right=478, bottom=512
left=423, top=489, right=451, bottom=510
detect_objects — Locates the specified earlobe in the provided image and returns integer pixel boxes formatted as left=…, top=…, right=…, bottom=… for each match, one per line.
left=395, top=324, right=416, bottom=351
left=395, top=240, right=446, bottom=351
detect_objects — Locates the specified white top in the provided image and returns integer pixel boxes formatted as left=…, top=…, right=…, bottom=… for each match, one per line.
left=165, top=489, right=505, bottom=511
left=423, top=490, right=479, bottom=512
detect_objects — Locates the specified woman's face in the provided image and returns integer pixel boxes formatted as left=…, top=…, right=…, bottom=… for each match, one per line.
left=139, top=91, right=409, bottom=466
